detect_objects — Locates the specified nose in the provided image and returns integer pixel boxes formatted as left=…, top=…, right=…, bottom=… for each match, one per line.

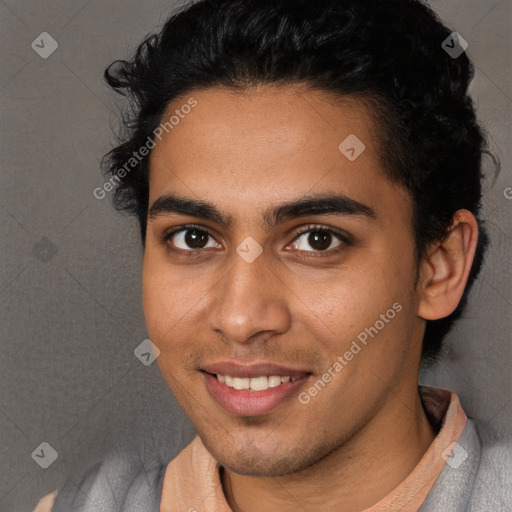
left=206, top=247, right=291, bottom=345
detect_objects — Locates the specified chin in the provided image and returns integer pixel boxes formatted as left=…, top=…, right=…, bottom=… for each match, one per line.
left=219, top=452, right=305, bottom=477
left=200, top=431, right=322, bottom=477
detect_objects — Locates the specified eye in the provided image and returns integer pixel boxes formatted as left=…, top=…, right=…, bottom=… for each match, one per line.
left=160, top=223, right=350, bottom=258
left=164, top=226, right=221, bottom=252
left=288, top=226, right=348, bottom=253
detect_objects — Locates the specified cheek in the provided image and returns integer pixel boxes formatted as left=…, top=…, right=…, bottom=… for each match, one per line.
left=142, top=250, right=217, bottom=372
left=142, top=249, right=193, bottom=332
left=308, top=256, right=415, bottom=360
left=142, top=267, right=166, bottom=339
left=301, top=263, right=401, bottom=328
left=142, top=249, right=177, bottom=342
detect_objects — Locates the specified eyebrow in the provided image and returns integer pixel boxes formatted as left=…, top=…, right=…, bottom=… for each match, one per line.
left=148, top=192, right=376, bottom=228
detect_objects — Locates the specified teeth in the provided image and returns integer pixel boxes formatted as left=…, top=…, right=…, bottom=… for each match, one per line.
left=232, top=377, right=250, bottom=390
left=216, top=374, right=301, bottom=391
left=250, top=376, right=268, bottom=391
left=268, top=376, right=282, bottom=388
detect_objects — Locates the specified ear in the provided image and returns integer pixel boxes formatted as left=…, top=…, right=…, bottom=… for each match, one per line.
left=417, top=209, right=479, bottom=321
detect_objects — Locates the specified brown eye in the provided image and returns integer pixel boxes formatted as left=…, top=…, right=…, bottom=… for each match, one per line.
left=307, top=230, right=332, bottom=251
left=291, top=228, right=344, bottom=252
left=167, top=228, right=221, bottom=251
left=184, top=229, right=209, bottom=248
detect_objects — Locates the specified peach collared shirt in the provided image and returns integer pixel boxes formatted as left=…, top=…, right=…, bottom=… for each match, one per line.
left=160, top=386, right=467, bottom=512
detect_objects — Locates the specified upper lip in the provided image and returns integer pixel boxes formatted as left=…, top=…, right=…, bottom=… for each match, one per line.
left=201, top=361, right=311, bottom=379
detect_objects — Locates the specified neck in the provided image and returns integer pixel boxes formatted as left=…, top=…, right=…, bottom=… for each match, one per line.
left=221, top=387, right=436, bottom=512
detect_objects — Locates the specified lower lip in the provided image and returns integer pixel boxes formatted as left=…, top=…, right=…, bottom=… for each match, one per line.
left=203, top=372, right=310, bottom=416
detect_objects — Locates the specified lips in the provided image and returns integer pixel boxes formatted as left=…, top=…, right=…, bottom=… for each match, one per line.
left=201, top=360, right=312, bottom=416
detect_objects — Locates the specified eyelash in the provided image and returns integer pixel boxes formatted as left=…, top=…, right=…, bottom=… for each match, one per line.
left=159, top=223, right=351, bottom=259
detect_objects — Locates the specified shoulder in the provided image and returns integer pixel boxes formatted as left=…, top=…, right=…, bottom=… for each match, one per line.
left=37, top=445, right=166, bottom=512
left=33, top=489, right=58, bottom=512
left=420, top=417, right=512, bottom=511
left=466, top=419, right=512, bottom=510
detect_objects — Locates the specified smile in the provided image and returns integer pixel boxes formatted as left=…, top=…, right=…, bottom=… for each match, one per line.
left=202, top=371, right=310, bottom=416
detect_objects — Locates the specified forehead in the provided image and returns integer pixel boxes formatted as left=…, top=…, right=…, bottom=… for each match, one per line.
left=147, top=84, right=410, bottom=223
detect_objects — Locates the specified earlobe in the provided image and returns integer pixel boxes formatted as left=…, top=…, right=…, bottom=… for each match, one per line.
left=418, top=210, right=479, bottom=321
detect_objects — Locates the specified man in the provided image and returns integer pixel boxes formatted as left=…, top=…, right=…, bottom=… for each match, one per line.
left=35, top=0, right=510, bottom=510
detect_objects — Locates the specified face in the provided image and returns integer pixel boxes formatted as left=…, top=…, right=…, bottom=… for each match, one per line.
left=143, top=85, right=424, bottom=477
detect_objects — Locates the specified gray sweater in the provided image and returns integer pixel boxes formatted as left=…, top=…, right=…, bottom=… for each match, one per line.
left=49, top=417, right=511, bottom=511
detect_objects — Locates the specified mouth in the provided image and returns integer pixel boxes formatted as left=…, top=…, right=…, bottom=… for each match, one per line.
left=201, top=368, right=312, bottom=416
left=212, top=372, right=302, bottom=390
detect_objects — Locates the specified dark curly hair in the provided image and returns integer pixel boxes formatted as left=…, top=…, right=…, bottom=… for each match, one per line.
left=101, top=0, right=498, bottom=364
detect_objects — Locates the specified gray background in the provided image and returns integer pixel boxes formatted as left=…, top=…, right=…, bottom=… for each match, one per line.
left=0, top=0, right=510, bottom=510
